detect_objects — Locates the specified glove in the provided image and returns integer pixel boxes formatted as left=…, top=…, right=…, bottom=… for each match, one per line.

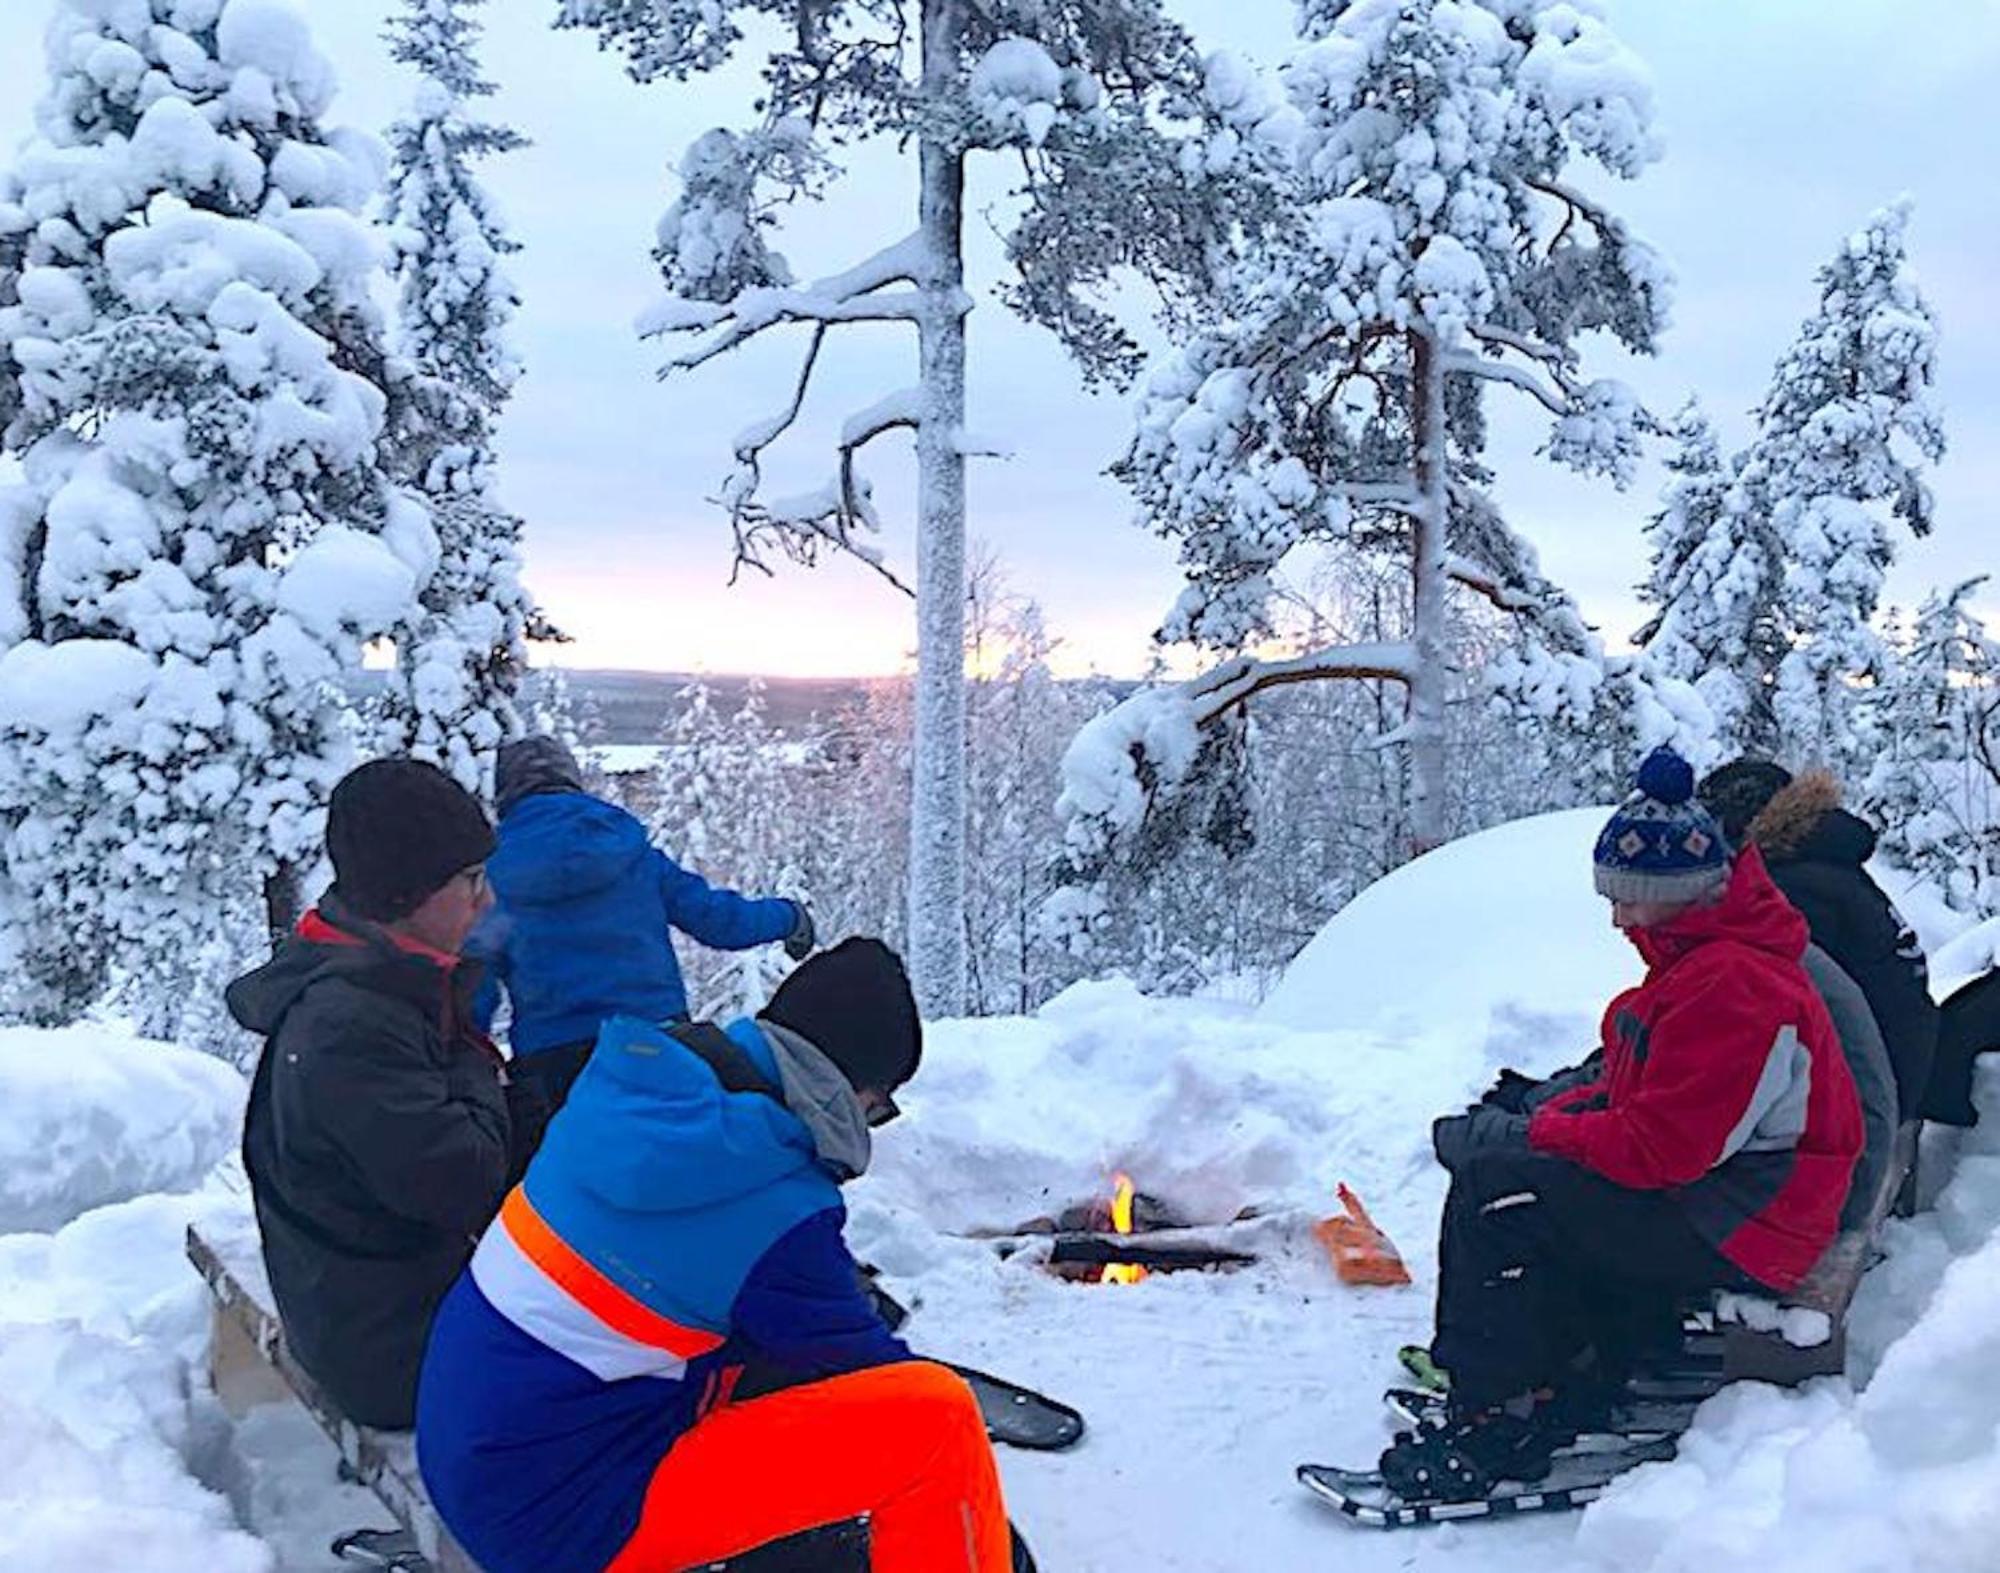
left=1431, top=1107, right=1530, bottom=1172
left=782, top=902, right=816, bottom=962
left=1477, top=1068, right=1541, bottom=1115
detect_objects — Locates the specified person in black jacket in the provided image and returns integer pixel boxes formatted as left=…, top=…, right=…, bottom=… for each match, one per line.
left=1699, top=761, right=1939, bottom=1117
left=228, top=758, right=522, bottom=1431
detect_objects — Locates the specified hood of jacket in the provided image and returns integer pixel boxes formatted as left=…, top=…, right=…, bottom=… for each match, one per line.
left=490, top=792, right=652, bottom=908
left=759, top=1019, right=872, bottom=1182
left=226, top=895, right=455, bottom=1036
left=1747, top=771, right=1878, bottom=867
left=495, top=736, right=587, bottom=817
left=556, top=1016, right=822, bottom=1216
left=1630, top=843, right=1811, bottom=974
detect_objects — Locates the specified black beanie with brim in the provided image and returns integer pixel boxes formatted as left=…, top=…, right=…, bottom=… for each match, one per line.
left=327, top=758, right=496, bottom=923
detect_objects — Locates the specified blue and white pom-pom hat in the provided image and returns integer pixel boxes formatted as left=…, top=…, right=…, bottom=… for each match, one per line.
left=1592, top=746, right=1730, bottom=904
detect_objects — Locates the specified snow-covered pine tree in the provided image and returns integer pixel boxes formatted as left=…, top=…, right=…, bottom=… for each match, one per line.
left=648, top=675, right=724, bottom=874
left=1746, top=199, right=1945, bottom=771
left=961, top=554, right=1095, bottom=1013
left=0, top=0, right=430, bottom=1031
left=1633, top=399, right=1782, bottom=754
left=1866, top=581, right=2000, bottom=916
left=1071, top=0, right=1670, bottom=879
left=556, top=0, right=1238, bottom=1015
left=646, top=677, right=807, bottom=1016
left=378, top=0, right=542, bottom=792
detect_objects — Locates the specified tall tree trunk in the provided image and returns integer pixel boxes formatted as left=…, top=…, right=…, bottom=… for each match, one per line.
left=263, top=862, right=304, bottom=952
left=909, top=0, right=969, bottom=1018
left=1406, top=328, right=1450, bottom=853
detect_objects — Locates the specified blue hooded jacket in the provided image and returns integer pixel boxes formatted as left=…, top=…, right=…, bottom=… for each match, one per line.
left=471, top=791, right=798, bottom=1055
left=416, top=1016, right=909, bottom=1573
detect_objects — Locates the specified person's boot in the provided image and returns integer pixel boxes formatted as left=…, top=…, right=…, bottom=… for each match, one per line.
left=1377, top=1401, right=1563, bottom=1504
left=1010, top=1522, right=1038, bottom=1573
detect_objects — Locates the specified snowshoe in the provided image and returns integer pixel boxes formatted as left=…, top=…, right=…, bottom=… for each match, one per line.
left=957, top=1364, right=1086, bottom=1452
left=1384, top=1383, right=1698, bottom=1441
left=331, top=1528, right=430, bottom=1571
left=858, top=1272, right=1084, bottom=1452
left=1298, top=1431, right=1678, bottom=1529
left=1397, top=1343, right=1450, bottom=1393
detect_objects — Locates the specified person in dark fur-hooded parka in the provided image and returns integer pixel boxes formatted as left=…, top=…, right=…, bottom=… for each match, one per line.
left=1699, top=762, right=1939, bottom=1118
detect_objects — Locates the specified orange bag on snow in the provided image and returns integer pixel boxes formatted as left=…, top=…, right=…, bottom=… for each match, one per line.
left=1314, top=1183, right=1411, bottom=1287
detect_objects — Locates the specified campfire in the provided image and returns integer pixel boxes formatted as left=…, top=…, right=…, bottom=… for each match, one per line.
left=1100, top=1173, right=1146, bottom=1286
left=979, top=1174, right=1261, bottom=1283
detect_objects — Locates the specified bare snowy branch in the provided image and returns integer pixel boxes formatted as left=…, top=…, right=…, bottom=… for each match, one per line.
left=1187, top=643, right=1417, bottom=725
left=655, top=231, right=931, bottom=372
left=1444, top=552, right=1541, bottom=614
left=732, top=325, right=827, bottom=463
left=1467, top=322, right=1572, bottom=369
left=1443, top=351, right=1572, bottom=418
left=727, top=487, right=916, bottom=599
left=839, top=386, right=922, bottom=453
left=1325, top=480, right=1423, bottom=515
left=1524, top=177, right=1622, bottom=247
left=722, top=378, right=922, bottom=601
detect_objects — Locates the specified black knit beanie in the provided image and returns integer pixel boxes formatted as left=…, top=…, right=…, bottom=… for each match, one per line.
left=760, top=937, right=923, bottom=1095
left=326, top=758, right=497, bottom=922
left=1698, top=758, right=1794, bottom=849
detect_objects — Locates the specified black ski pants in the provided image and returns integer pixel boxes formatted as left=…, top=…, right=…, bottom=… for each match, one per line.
left=1432, top=1146, right=1758, bottom=1408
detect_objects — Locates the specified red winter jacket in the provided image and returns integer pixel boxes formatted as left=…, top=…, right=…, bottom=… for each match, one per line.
left=1528, top=846, right=1862, bottom=1291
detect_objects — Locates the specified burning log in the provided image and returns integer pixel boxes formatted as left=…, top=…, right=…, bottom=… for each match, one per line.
left=1045, top=1237, right=1258, bottom=1275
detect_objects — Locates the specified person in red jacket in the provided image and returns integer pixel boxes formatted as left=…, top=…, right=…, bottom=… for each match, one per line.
left=1380, top=747, right=1863, bottom=1504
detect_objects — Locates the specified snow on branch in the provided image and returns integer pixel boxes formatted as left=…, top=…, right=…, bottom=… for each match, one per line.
left=720, top=368, right=920, bottom=599
left=724, top=473, right=914, bottom=598
left=1466, top=322, right=1572, bottom=369
left=840, top=386, right=922, bottom=450
left=644, top=230, right=932, bottom=372
left=1324, top=479, right=1423, bottom=514
left=1444, top=349, right=1571, bottom=418
left=1184, top=642, right=1416, bottom=724
left=1053, top=639, right=1415, bottom=888
left=1444, top=552, right=1543, bottom=615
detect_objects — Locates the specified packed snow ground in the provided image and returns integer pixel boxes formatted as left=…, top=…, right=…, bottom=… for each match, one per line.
left=1, top=812, right=1996, bottom=1570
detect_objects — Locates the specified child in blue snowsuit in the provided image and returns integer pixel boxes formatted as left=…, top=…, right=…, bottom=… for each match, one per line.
left=472, top=736, right=812, bottom=1135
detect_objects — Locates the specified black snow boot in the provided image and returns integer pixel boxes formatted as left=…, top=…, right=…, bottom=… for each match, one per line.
left=1010, top=1522, right=1039, bottom=1573
left=1377, top=1405, right=1565, bottom=1504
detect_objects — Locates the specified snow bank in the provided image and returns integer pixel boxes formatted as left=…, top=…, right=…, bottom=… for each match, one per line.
left=1260, top=806, right=1634, bottom=1047
left=0, top=1187, right=271, bottom=1573
left=0, top=1025, right=244, bottom=1234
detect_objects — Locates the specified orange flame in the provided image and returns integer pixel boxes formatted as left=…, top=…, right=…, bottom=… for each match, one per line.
left=1100, top=1172, right=1148, bottom=1285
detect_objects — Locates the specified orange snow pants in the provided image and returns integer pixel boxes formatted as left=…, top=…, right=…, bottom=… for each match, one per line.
left=604, top=1360, right=1012, bottom=1573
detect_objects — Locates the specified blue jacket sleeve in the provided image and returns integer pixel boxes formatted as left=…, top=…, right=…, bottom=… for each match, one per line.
left=729, top=1208, right=913, bottom=1379
left=655, top=850, right=798, bottom=952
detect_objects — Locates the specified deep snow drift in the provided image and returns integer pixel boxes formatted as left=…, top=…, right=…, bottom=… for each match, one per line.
left=0, top=1022, right=257, bottom=1570
left=0, top=811, right=1994, bottom=1570
left=0, top=1022, right=243, bottom=1233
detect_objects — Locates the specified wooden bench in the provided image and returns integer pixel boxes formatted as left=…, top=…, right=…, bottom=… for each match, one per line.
left=187, top=1214, right=481, bottom=1573
left=1703, top=1117, right=1920, bottom=1386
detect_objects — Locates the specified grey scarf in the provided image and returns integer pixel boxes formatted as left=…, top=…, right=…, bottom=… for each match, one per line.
left=757, top=1020, right=873, bottom=1182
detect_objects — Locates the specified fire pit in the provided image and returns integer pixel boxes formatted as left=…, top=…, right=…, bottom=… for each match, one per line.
left=982, top=1175, right=1262, bottom=1283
